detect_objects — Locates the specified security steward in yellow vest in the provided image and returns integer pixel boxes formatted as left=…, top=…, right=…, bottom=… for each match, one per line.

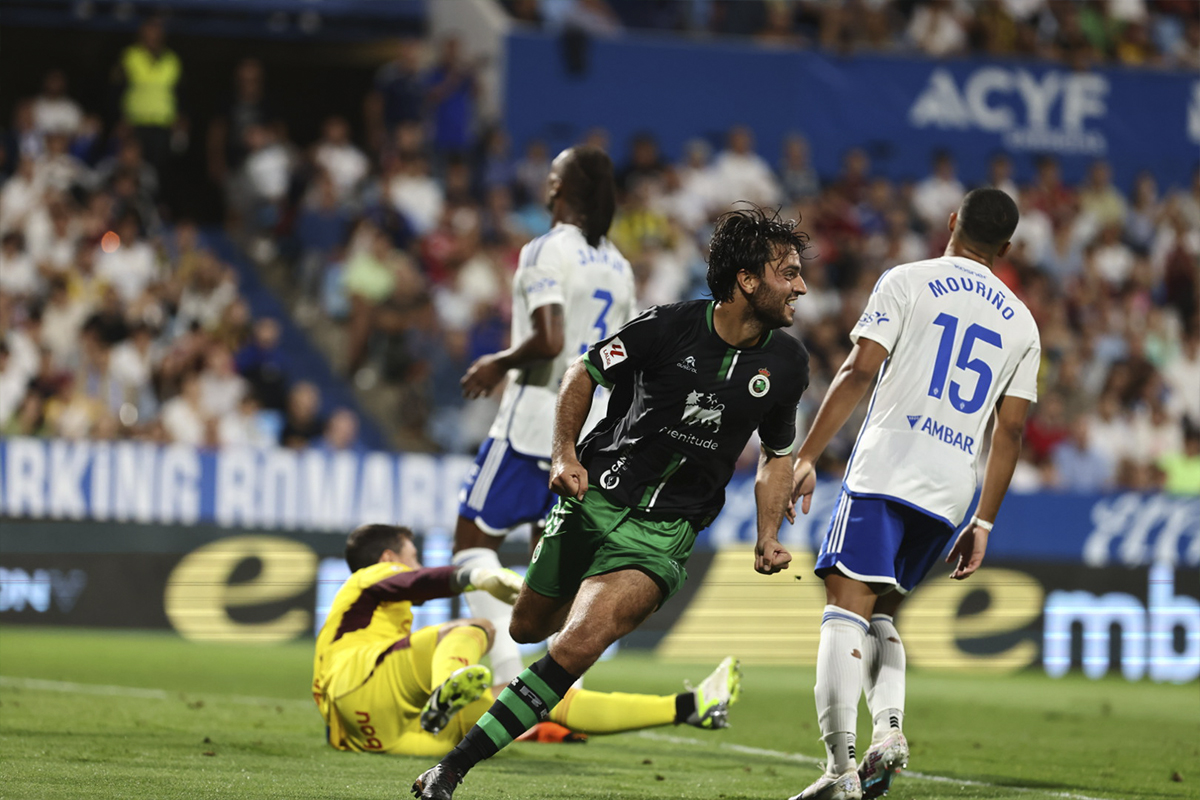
left=115, top=17, right=181, bottom=171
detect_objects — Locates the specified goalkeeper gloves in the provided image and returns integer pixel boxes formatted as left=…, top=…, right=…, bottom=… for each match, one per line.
left=459, top=567, right=523, bottom=604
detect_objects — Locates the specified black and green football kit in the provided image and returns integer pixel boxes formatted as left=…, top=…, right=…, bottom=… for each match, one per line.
left=524, top=300, right=810, bottom=601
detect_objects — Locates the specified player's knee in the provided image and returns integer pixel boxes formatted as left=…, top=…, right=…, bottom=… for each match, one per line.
left=463, top=617, right=496, bottom=646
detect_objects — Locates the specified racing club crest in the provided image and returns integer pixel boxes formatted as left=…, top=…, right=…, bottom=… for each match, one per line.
left=748, top=369, right=771, bottom=398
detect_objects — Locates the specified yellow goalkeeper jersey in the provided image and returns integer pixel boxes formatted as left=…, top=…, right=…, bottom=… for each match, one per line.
left=312, top=563, right=456, bottom=745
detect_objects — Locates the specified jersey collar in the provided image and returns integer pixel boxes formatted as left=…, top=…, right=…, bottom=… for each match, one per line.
left=706, top=301, right=774, bottom=349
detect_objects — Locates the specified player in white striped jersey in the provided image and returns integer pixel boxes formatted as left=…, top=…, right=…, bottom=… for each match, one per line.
left=777, top=188, right=1039, bottom=800
left=452, top=146, right=636, bottom=688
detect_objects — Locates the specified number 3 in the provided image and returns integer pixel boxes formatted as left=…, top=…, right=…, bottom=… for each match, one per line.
left=580, top=289, right=615, bottom=354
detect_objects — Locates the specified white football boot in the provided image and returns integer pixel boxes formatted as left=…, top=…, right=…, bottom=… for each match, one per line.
left=788, top=769, right=862, bottom=800
left=858, top=731, right=909, bottom=798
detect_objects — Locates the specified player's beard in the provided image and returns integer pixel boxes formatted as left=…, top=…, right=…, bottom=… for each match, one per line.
left=748, top=282, right=795, bottom=330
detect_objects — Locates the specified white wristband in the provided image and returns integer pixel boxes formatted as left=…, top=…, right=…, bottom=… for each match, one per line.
left=969, top=516, right=994, bottom=531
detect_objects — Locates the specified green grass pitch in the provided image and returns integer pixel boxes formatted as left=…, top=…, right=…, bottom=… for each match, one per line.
left=0, top=626, right=1196, bottom=800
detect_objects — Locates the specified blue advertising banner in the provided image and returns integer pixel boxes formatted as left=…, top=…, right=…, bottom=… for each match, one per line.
left=504, top=32, right=1197, bottom=191
left=1, top=438, right=1196, bottom=567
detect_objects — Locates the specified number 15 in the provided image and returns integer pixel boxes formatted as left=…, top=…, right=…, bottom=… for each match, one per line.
left=927, top=313, right=1002, bottom=414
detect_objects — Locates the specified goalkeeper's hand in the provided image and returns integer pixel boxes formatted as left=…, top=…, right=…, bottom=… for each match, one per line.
left=465, top=567, right=523, bottom=605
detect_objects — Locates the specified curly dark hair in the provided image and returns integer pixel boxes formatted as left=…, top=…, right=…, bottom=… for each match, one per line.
left=557, top=145, right=617, bottom=248
left=706, top=204, right=810, bottom=303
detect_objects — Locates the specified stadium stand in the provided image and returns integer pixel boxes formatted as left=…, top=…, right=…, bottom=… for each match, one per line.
left=1, top=0, right=1197, bottom=494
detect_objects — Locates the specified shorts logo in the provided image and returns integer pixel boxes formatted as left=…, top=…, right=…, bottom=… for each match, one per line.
left=681, top=390, right=723, bottom=432
left=600, top=337, right=627, bottom=369
left=676, top=355, right=697, bottom=372
left=748, top=370, right=771, bottom=398
left=599, top=455, right=627, bottom=489
left=530, top=538, right=543, bottom=563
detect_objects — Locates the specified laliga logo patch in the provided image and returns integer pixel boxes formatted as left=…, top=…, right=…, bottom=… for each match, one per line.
left=748, top=369, right=771, bottom=398
left=600, top=337, right=627, bottom=369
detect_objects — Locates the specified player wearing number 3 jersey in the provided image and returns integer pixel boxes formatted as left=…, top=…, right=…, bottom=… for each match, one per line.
left=785, top=188, right=1040, bottom=800
left=452, top=146, right=635, bottom=688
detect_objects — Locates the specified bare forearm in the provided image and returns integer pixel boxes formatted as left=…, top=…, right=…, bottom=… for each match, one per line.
left=975, top=423, right=1022, bottom=523
left=797, top=364, right=874, bottom=463
left=755, top=449, right=794, bottom=543
left=495, top=305, right=564, bottom=369
left=552, top=359, right=596, bottom=460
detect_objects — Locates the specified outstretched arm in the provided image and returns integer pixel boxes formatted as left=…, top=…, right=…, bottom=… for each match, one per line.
left=946, top=393, right=1030, bottom=580
left=549, top=358, right=597, bottom=500
left=792, top=339, right=889, bottom=513
left=462, top=304, right=565, bottom=399
left=754, top=447, right=795, bottom=575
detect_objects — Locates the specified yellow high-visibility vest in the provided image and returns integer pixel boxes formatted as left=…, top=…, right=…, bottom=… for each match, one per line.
left=121, top=45, right=180, bottom=127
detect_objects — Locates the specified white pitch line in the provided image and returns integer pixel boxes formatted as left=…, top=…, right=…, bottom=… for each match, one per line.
left=638, top=731, right=1116, bottom=800
left=0, top=675, right=312, bottom=708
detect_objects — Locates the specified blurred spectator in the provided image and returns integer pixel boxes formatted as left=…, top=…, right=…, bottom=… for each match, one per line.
left=756, top=2, right=803, bottom=47
left=161, top=370, right=211, bottom=446
left=280, top=381, right=324, bottom=448
left=36, top=131, right=90, bottom=195
left=710, top=126, right=781, bottom=208
left=367, top=39, right=426, bottom=153
left=779, top=133, right=820, bottom=203
left=314, top=116, right=369, bottom=204
left=1160, top=424, right=1200, bottom=494
left=0, top=231, right=38, bottom=298
left=32, top=70, right=83, bottom=137
left=207, top=58, right=274, bottom=189
left=387, top=153, right=444, bottom=236
left=218, top=392, right=275, bottom=448
left=320, top=407, right=363, bottom=452
left=234, top=123, right=294, bottom=239
left=908, top=0, right=967, bottom=56
left=912, top=150, right=964, bottom=231
left=561, top=0, right=625, bottom=37
left=1052, top=418, right=1113, bottom=491
left=617, top=131, right=667, bottom=195
left=425, top=37, right=479, bottom=159
left=1078, top=160, right=1127, bottom=233
left=1163, top=327, right=1200, bottom=426
left=0, top=342, right=26, bottom=427
left=198, top=344, right=247, bottom=419
left=235, top=317, right=288, bottom=411
left=296, top=172, right=352, bottom=303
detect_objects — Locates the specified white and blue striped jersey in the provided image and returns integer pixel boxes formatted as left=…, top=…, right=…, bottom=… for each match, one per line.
left=844, top=256, right=1041, bottom=526
left=487, top=222, right=636, bottom=458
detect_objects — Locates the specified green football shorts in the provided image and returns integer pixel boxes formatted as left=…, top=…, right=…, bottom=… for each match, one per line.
left=524, top=486, right=698, bottom=602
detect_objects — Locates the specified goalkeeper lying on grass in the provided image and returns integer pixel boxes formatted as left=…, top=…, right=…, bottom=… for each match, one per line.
left=313, top=523, right=741, bottom=756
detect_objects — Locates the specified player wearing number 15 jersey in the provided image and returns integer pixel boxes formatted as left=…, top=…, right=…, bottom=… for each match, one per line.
left=451, top=146, right=635, bottom=688
left=781, top=188, right=1039, bottom=800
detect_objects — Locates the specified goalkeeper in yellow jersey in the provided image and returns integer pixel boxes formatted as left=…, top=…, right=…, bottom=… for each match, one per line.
left=314, top=523, right=742, bottom=757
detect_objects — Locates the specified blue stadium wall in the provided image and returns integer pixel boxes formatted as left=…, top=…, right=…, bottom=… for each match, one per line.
left=1, top=438, right=1197, bottom=683
left=503, top=31, right=1198, bottom=192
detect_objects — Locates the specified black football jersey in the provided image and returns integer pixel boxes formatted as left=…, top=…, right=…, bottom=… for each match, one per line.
left=580, top=300, right=809, bottom=527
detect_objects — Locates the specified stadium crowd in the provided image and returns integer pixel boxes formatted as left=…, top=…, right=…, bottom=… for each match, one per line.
left=506, top=0, right=1200, bottom=70
left=1, top=10, right=1197, bottom=495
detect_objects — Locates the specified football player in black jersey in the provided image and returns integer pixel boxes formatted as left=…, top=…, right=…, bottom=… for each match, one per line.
left=413, top=204, right=811, bottom=800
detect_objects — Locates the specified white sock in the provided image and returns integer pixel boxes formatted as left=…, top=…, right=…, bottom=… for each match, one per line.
left=814, top=605, right=868, bottom=774
left=863, top=613, right=906, bottom=742
left=452, top=548, right=524, bottom=685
